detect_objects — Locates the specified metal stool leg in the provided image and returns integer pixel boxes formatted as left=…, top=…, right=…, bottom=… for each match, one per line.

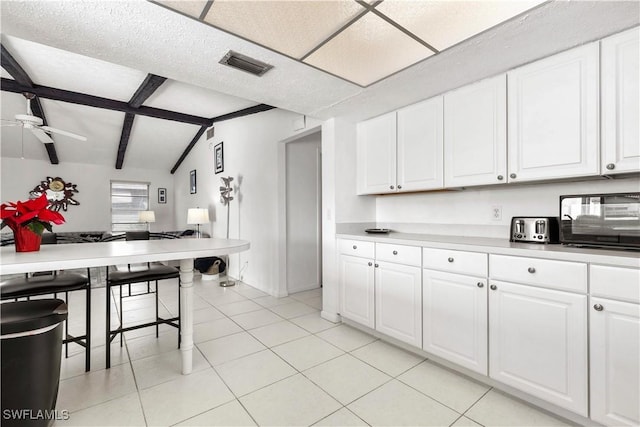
left=64, top=290, right=69, bottom=358
left=178, top=278, right=181, bottom=349
left=155, top=281, right=159, bottom=338
left=85, top=269, right=91, bottom=372
left=106, top=269, right=111, bottom=369
left=119, top=284, right=124, bottom=347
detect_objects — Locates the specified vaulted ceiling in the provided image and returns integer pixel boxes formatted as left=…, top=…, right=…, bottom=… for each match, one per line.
left=1, top=1, right=638, bottom=171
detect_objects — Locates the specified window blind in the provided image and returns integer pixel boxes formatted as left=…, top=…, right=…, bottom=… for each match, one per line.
left=110, top=181, right=149, bottom=232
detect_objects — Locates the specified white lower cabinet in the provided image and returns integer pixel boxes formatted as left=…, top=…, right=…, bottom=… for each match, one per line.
left=590, top=297, right=640, bottom=426
left=423, top=269, right=488, bottom=374
left=375, top=261, right=422, bottom=347
left=589, top=264, right=640, bottom=426
left=488, top=280, right=588, bottom=416
left=339, top=239, right=636, bottom=422
left=338, top=240, right=421, bottom=345
left=339, top=254, right=375, bottom=329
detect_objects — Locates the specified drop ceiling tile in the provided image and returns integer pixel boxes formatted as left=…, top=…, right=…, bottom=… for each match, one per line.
left=304, top=12, right=433, bottom=86
left=156, top=0, right=208, bottom=19
left=144, top=80, right=258, bottom=118
left=203, top=0, right=366, bottom=59
left=376, top=0, right=547, bottom=51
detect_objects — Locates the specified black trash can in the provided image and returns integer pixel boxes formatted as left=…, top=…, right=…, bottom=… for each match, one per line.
left=1, top=299, right=68, bottom=427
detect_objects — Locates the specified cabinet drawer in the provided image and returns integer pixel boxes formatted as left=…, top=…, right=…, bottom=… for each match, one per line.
left=338, top=239, right=374, bottom=258
left=376, top=243, right=421, bottom=267
left=423, top=247, right=487, bottom=277
left=490, top=254, right=587, bottom=293
left=591, top=265, right=640, bottom=304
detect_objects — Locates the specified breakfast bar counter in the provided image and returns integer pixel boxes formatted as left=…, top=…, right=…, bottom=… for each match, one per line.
left=0, top=238, right=250, bottom=374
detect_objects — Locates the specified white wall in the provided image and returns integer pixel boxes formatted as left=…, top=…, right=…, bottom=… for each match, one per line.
left=375, top=177, right=640, bottom=237
left=172, top=109, right=322, bottom=296
left=321, top=118, right=376, bottom=321
left=0, top=158, right=175, bottom=232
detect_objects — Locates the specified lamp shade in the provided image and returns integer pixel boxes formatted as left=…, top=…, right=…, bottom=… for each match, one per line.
left=139, top=210, right=156, bottom=223
left=187, top=208, right=210, bottom=225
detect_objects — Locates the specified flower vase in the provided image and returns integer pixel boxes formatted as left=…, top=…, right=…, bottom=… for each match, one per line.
left=13, top=227, right=42, bottom=252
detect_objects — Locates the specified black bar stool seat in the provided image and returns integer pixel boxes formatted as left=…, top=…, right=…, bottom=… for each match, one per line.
left=1, top=273, right=89, bottom=299
left=107, top=264, right=179, bottom=285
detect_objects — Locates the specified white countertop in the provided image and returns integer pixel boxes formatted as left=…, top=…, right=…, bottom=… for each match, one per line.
left=0, top=238, right=250, bottom=275
left=337, top=231, right=640, bottom=268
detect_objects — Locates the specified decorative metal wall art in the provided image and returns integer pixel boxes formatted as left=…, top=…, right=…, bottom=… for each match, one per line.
left=30, top=176, right=79, bottom=211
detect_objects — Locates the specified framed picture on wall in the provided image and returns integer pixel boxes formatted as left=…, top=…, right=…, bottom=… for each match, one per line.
left=190, top=170, right=197, bottom=194
left=214, top=142, right=224, bottom=174
left=158, top=188, right=167, bottom=204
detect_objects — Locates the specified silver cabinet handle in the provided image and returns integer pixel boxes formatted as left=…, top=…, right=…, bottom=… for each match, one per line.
left=368, top=262, right=373, bottom=267
left=390, top=185, right=395, bottom=190
left=392, top=250, right=398, bottom=255
left=606, top=163, right=615, bottom=170
left=374, top=264, right=379, bottom=268
left=594, top=304, right=604, bottom=311
left=448, top=257, right=454, bottom=263
left=510, top=173, right=517, bottom=179
left=528, top=267, right=536, bottom=274
left=477, top=282, right=484, bottom=288
left=497, top=175, right=504, bottom=181
left=490, top=284, right=497, bottom=290
left=353, top=245, right=357, bottom=250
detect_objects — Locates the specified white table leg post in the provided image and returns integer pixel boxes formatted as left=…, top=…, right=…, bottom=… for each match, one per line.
left=179, top=258, right=194, bottom=374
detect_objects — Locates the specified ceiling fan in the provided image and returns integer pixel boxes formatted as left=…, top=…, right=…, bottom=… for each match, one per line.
left=1, top=92, right=87, bottom=143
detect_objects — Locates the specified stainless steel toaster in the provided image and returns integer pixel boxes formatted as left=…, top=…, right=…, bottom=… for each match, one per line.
left=510, top=217, right=559, bottom=243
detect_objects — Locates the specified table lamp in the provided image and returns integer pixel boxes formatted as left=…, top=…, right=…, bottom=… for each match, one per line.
left=187, top=208, right=209, bottom=238
left=139, top=210, right=155, bottom=231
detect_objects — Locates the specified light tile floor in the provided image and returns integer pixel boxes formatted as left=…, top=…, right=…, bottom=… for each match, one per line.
left=48, top=277, right=575, bottom=426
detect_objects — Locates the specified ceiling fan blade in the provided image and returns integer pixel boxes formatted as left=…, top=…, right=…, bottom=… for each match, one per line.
left=31, top=128, right=55, bottom=144
left=0, top=119, right=20, bottom=127
left=40, top=126, right=87, bottom=141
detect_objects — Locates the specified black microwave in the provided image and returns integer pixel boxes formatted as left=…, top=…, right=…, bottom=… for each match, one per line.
left=560, top=192, right=640, bottom=250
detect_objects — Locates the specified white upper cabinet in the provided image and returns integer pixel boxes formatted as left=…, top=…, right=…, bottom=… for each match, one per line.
left=507, top=43, right=600, bottom=182
left=357, top=112, right=396, bottom=195
left=444, top=74, right=507, bottom=187
left=397, top=96, right=444, bottom=192
left=601, top=26, right=640, bottom=175
left=357, top=97, right=444, bottom=195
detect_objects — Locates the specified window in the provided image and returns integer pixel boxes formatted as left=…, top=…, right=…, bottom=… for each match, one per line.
left=110, top=181, right=149, bottom=232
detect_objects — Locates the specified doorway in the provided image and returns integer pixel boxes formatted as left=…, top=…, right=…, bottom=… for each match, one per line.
left=283, top=130, right=322, bottom=295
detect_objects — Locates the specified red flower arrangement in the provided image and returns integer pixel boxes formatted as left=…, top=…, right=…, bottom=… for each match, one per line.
left=1, top=194, right=65, bottom=252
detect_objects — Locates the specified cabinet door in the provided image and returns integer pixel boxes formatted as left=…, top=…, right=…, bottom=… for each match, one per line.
left=397, top=96, right=443, bottom=192
left=423, top=270, right=488, bottom=375
left=444, top=75, right=507, bottom=187
left=590, top=297, right=640, bottom=426
left=507, top=43, right=599, bottom=182
left=375, top=262, right=422, bottom=347
left=602, top=27, right=640, bottom=174
left=489, top=280, right=588, bottom=416
left=357, top=112, right=396, bottom=195
left=339, top=255, right=375, bottom=329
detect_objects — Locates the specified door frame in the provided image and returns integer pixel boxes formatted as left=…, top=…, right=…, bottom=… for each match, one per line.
left=276, top=126, right=322, bottom=297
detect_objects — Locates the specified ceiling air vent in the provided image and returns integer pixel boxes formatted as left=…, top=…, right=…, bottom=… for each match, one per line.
left=219, top=51, right=273, bottom=77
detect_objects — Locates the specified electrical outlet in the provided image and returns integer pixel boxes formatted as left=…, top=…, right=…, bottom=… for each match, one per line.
left=492, top=206, right=502, bottom=221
